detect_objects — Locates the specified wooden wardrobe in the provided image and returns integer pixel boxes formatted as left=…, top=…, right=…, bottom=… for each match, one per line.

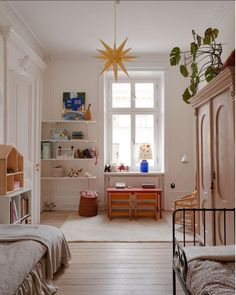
left=191, top=67, right=235, bottom=245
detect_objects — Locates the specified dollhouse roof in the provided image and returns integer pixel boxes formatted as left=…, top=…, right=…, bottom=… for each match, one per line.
left=0, top=145, right=20, bottom=160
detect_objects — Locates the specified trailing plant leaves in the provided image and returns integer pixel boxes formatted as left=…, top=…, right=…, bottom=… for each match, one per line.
left=183, top=88, right=192, bottom=104
left=212, top=28, right=219, bottom=40
left=180, top=65, right=189, bottom=77
left=170, top=47, right=181, bottom=65
left=205, top=66, right=215, bottom=82
left=204, top=28, right=212, bottom=37
left=203, top=35, right=211, bottom=44
left=205, top=66, right=221, bottom=82
left=196, top=35, right=202, bottom=47
left=190, top=81, right=195, bottom=93
left=190, top=42, right=198, bottom=59
left=191, top=62, right=198, bottom=77
left=169, top=27, right=222, bottom=104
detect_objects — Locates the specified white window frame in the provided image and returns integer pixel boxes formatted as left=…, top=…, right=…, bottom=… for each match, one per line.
left=105, top=72, right=164, bottom=172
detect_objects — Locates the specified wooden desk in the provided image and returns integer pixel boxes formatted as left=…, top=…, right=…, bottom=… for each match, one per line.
left=107, top=187, right=163, bottom=220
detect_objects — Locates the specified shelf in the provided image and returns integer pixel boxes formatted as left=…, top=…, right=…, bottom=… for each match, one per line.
left=0, top=187, right=31, bottom=199
left=7, top=172, right=23, bottom=176
left=42, top=120, right=96, bottom=124
left=41, top=176, right=96, bottom=180
left=41, top=139, right=97, bottom=143
left=41, top=158, right=95, bottom=161
left=104, top=172, right=164, bottom=176
left=13, top=214, right=31, bottom=224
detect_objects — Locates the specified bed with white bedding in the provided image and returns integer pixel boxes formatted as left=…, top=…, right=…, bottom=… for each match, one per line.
left=0, top=224, right=71, bottom=295
left=172, top=208, right=235, bottom=295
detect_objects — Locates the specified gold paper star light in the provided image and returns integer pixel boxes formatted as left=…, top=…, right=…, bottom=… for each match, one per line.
left=96, top=38, right=136, bottom=80
left=96, top=1, right=136, bottom=80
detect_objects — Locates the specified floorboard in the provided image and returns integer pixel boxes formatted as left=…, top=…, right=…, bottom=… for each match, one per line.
left=55, top=242, right=184, bottom=295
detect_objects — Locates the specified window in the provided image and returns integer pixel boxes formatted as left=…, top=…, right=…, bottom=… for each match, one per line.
left=105, top=72, right=164, bottom=172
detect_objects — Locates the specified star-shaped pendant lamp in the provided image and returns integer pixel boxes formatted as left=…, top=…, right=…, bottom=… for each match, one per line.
left=96, top=1, right=136, bottom=80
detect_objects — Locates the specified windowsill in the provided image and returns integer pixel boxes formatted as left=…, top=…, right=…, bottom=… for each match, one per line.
left=104, top=171, right=164, bottom=176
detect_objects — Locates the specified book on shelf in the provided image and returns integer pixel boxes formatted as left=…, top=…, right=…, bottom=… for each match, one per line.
left=11, top=199, right=19, bottom=223
left=21, top=198, right=28, bottom=217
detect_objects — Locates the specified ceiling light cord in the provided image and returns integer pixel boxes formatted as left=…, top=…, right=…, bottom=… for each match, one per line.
left=114, top=1, right=116, bottom=46
left=114, top=0, right=120, bottom=46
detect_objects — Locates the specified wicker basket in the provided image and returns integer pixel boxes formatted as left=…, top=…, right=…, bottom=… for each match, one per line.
left=79, top=196, right=98, bottom=217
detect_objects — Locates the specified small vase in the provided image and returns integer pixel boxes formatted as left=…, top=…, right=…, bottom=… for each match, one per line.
left=84, top=104, right=92, bottom=120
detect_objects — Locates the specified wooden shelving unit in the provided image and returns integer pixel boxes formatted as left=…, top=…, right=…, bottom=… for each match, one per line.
left=0, top=145, right=24, bottom=195
left=0, top=187, right=31, bottom=224
left=41, top=120, right=99, bottom=210
left=0, top=145, right=31, bottom=224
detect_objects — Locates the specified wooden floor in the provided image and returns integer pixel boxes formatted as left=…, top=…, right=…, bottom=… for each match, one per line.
left=55, top=242, right=184, bottom=295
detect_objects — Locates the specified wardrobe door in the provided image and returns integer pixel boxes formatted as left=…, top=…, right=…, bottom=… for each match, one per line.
left=197, top=102, right=213, bottom=244
left=212, top=89, right=235, bottom=245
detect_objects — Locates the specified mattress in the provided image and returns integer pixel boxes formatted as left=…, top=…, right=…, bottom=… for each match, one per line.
left=186, top=259, right=235, bottom=295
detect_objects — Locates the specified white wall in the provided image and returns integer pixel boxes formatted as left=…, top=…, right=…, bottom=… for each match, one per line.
left=164, top=66, right=195, bottom=209
left=41, top=56, right=104, bottom=210
left=41, top=54, right=196, bottom=210
left=218, top=6, right=235, bottom=61
left=0, top=33, right=4, bottom=144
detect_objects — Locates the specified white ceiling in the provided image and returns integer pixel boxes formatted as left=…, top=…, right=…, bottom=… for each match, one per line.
left=8, top=0, right=234, bottom=55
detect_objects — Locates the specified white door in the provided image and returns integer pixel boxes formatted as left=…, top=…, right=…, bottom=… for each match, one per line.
left=8, top=70, right=42, bottom=223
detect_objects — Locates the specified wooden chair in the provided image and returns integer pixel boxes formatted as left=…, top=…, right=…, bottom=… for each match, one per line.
left=108, top=192, right=132, bottom=220
left=173, top=191, right=198, bottom=230
left=135, top=192, right=158, bottom=220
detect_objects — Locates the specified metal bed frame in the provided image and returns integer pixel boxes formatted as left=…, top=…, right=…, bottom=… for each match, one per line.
left=172, top=208, right=235, bottom=295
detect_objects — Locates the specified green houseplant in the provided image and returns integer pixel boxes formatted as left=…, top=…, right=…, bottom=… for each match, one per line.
left=170, top=28, right=223, bottom=103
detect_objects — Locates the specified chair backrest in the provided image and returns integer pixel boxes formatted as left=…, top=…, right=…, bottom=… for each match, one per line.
left=174, top=191, right=198, bottom=209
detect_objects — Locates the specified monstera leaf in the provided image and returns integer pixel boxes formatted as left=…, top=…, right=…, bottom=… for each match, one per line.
left=169, top=27, right=223, bottom=104
left=170, top=47, right=181, bottom=66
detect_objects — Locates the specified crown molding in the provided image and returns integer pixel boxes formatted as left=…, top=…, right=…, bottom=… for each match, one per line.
left=0, top=1, right=47, bottom=70
left=0, top=26, right=47, bottom=71
left=190, top=67, right=235, bottom=108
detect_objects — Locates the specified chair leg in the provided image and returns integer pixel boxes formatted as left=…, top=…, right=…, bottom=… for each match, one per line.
left=109, top=207, right=112, bottom=220
left=154, top=206, right=157, bottom=220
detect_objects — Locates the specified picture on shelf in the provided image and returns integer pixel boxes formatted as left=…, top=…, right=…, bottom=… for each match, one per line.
left=62, top=92, right=86, bottom=120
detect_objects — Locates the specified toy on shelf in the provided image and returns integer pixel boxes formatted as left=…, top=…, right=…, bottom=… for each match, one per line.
left=84, top=148, right=94, bottom=158
left=67, top=168, right=93, bottom=178
left=68, top=168, right=83, bottom=177
left=76, top=147, right=98, bottom=161
left=118, top=163, right=129, bottom=172
left=104, top=162, right=129, bottom=172
left=51, top=128, right=69, bottom=140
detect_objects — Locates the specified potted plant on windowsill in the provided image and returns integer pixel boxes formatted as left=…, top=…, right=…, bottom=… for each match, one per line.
left=169, top=27, right=223, bottom=103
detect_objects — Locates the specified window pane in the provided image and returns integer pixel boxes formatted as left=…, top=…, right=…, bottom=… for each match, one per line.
left=135, top=115, right=154, bottom=166
left=135, top=83, right=154, bottom=108
left=112, top=83, right=131, bottom=108
left=112, top=115, right=131, bottom=166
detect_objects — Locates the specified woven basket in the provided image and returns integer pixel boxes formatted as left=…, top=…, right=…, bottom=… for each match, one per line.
left=79, top=196, right=98, bottom=217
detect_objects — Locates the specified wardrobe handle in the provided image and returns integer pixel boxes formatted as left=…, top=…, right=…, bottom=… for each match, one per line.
left=210, top=171, right=215, bottom=190
left=35, top=163, right=40, bottom=172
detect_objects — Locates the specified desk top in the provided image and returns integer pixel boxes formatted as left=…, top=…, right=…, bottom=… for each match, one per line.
left=107, top=187, right=163, bottom=193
